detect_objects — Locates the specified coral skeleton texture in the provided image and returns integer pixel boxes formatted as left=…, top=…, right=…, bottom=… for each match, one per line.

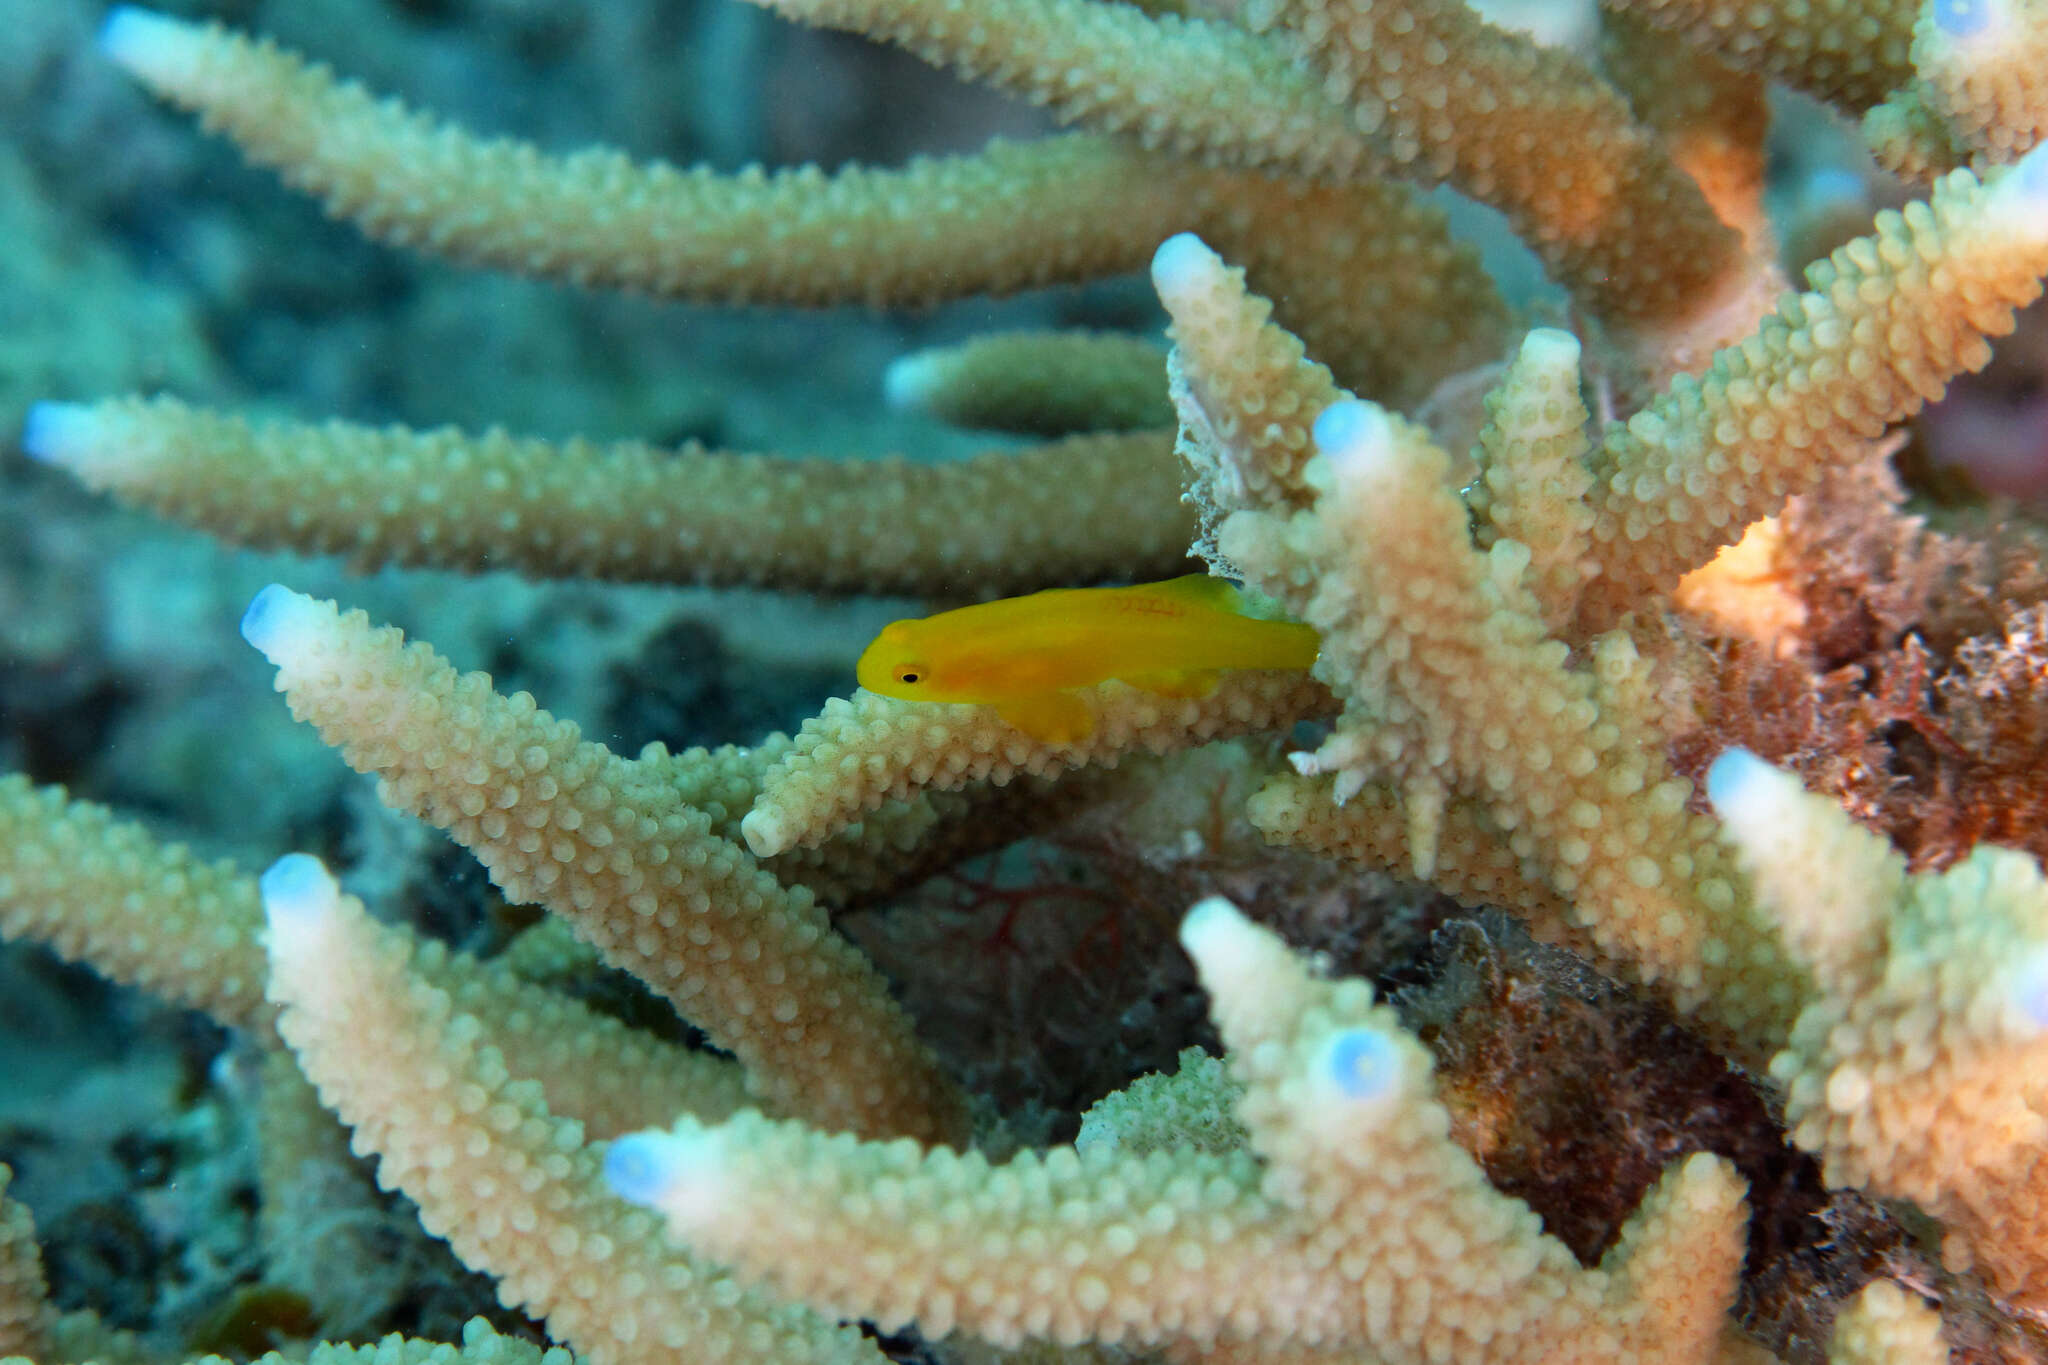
left=8, top=0, right=2048, bottom=1364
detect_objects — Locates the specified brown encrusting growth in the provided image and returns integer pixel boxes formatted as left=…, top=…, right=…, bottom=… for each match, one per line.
left=1675, top=464, right=2048, bottom=873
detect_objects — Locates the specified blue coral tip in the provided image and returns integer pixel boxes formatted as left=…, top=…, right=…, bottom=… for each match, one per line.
left=99, top=6, right=176, bottom=61
left=2012, top=141, right=2048, bottom=202
left=1704, top=747, right=1765, bottom=814
left=604, top=1132, right=680, bottom=1206
left=1932, top=0, right=1994, bottom=36
left=1311, top=399, right=1376, bottom=454
left=239, top=583, right=299, bottom=650
left=20, top=402, right=93, bottom=465
left=1323, top=1028, right=1401, bottom=1102
left=259, top=852, right=339, bottom=925
left=2006, top=947, right=2048, bottom=1033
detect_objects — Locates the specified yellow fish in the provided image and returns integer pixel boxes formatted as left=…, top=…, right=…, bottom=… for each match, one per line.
left=856, top=574, right=1321, bottom=744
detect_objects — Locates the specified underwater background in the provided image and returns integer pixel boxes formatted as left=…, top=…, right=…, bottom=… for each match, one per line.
left=0, top=0, right=1072, bottom=1342
left=5, top=0, right=2048, bottom=1361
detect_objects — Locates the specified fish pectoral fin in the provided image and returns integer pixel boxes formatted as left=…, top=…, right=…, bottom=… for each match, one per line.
left=994, top=692, right=1095, bottom=745
left=1122, top=669, right=1221, bottom=699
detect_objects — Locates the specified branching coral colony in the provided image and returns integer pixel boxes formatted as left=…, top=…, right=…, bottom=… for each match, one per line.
left=9, top=0, right=2048, bottom=1360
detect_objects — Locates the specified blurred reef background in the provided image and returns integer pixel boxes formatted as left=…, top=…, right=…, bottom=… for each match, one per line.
left=0, top=0, right=1074, bottom=1344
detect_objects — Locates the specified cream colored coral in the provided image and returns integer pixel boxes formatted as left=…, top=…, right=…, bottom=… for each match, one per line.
left=1601, top=0, right=1916, bottom=112
left=1710, top=748, right=2048, bottom=1309
left=1074, top=1048, right=1248, bottom=1159
left=627, top=736, right=967, bottom=907
left=0, top=771, right=273, bottom=1038
left=0, top=1167, right=49, bottom=1362
left=1826, top=1281, right=1947, bottom=1365
left=1177, top=378, right=1800, bottom=1047
left=745, top=0, right=1754, bottom=341
left=1466, top=328, right=1596, bottom=630
left=719, top=0, right=1393, bottom=183
left=1153, top=233, right=1345, bottom=524
left=239, top=586, right=965, bottom=1144
left=1153, top=166, right=2048, bottom=1090
left=1158, top=149, right=2048, bottom=650
left=25, top=396, right=1192, bottom=596
left=1247, top=0, right=1755, bottom=336
left=286, top=1321, right=584, bottom=1365
left=99, top=11, right=1213, bottom=307
left=738, top=673, right=1334, bottom=858
left=886, top=331, right=1173, bottom=435
left=0, top=770, right=755, bottom=1143
left=3, top=1318, right=589, bottom=1365
left=1908, top=0, right=2048, bottom=166
left=1861, top=84, right=1968, bottom=180
left=98, top=12, right=1502, bottom=403
left=608, top=899, right=1748, bottom=1362
left=1578, top=149, right=2048, bottom=629
left=259, top=854, right=886, bottom=1365
left=1156, top=246, right=1800, bottom=1039
left=1599, top=12, right=1772, bottom=250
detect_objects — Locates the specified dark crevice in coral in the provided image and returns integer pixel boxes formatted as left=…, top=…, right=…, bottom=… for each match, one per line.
left=1389, top=911, right=1922, bottom=1365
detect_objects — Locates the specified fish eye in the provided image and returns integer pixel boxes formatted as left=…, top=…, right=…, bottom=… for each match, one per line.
left=894, top=664, right=925, bottom=685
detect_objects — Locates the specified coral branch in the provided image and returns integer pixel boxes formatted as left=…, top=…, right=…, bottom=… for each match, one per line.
left=239, top=586, right=966, bottom=1143
left=612, top=901, right=1748, bottom=1362
left=259, top=852, right=886, bottom=1365
left=1579, top=147, right=2048, bottom=625
left=25, top=396, right=1193, bottom=595
left=1711, top=748, right=2048, bottom=1309
left=1600, top=0, right=1916, bottom=112
left=739, top=674, right=1334, bottom=858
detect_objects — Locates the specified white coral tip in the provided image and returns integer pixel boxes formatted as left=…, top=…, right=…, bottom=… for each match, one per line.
left=1705, top=747, right=1791, bottom=832
left=1181, top=895, right=1297, bottom=1018
left=259, top=852, right=342, bottom=944
left=1306, top=400, right=1396, bottom=495
left=604, top=1127, right=731, bottom=1231
left=738, top=806, right=788, bottom=859
left=1516, top=327, right=1581, bottom=372
left=239, top=584, right=328, bottom=665
left=1150, top=232, right=1224, bottom=310
left=1179, top=895, right=1250, bottom=964
left=100, top=7, right=206, bottom=89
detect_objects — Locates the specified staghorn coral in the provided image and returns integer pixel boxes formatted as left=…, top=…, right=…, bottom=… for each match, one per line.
left=11, top=1, right=2048, bottom=1364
